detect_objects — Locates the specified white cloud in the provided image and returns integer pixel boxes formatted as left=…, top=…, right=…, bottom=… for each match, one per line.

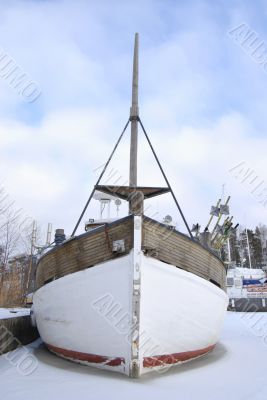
left=0, top=106, right=266, bottom=238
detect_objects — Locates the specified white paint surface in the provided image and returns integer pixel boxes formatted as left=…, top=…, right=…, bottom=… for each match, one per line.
left=33, top=249, right=227, bottom=376
left=139, top=255, right=228, bottom=374
left=33, top=253, right=133, bottom=375
left=1, top=312, right=267, bottom=400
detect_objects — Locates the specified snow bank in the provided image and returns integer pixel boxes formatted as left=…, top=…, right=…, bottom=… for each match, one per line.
left=0, top=308, right=30, bottom=320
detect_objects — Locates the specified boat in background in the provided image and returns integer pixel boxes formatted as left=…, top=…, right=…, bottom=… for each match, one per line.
left=31, top=33, right=228, bottom=377
left=227, top=266, right=267, bottom=311
left=224, top=223, right=267, bottom=312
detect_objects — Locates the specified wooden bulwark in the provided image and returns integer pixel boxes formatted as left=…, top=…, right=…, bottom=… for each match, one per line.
left=36, top=216, right=134, bottom=289
left=36, top=215, right=226, bottom=291
left=142, top=217, right=226, bottom=290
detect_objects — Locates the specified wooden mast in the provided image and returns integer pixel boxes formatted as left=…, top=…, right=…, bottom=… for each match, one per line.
left=129, top=32, right=139, bottom=188
left=129, top=33, right=143, bottom=215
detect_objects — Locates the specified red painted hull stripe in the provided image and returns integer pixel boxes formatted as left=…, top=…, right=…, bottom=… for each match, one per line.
left=143, top=344, right=216, bottom=368
left=45, top=343, right=125, bottom=367
left=45, top=343, right=215, bottom=369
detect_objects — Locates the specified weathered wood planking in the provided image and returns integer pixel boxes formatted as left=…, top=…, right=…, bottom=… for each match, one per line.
left=36, top=216, right=134, bottom=289
left=143, top=217, right=226, bottom=290
left=36, top=215, right=226, bottom=291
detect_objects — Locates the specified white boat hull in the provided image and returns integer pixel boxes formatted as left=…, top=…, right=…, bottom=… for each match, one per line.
left=33, top=248, right=228, bottom=376
left=139, top=255, right=228, bottom=374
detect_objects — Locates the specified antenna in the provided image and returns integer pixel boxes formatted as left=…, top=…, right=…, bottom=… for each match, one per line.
left=211, top=196, right=231, bottom=239
left=32, top=220, right=37, bottom=247
left=205, top=198, right=221, bottom=231
left=115, top=198, right=122, bottom=217
left=46, top=223, right=52, bottom=245
left=32, top=221, right=53, bottom=251
left=246, top=227, right=252, bottom=272
left=221, top=183, right=226, bottom=202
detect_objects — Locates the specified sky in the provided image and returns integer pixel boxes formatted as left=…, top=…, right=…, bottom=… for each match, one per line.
left=1, top=0, right=267, bottom=239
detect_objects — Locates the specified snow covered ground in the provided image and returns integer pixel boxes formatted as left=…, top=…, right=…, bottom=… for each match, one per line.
left=1, top=311, right=267, bottom=400
left=0, top=308, right=30, bottom=319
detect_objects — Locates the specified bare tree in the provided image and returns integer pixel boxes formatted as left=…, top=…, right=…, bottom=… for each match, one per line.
left=0, top=186, right=34, bottom=306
